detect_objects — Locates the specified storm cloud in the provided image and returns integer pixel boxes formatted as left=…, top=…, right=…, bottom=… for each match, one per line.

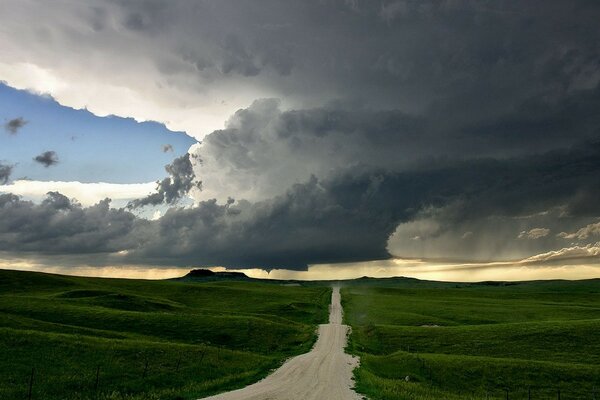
left=1, top=141, right=599, bottom=269
left=2, top=1, right=600, bottom=138
left=0, top=1, right=599, bottom=272
left=0, top=192, right=144, bottom=254
left=191, top=89, right=600, bottom=203
left=128, top=153, right=200, bottom=208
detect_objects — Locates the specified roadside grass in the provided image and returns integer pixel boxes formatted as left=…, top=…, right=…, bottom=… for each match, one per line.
left=342, top=279, right=600, bottom=399
left=0, top=269, right=331, bottom=400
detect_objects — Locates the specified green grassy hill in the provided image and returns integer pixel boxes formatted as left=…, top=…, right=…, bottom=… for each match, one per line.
left=0, top=269, right=331, bottom=400
left=4, top=269, right=600, bottom=400
left=342, top=279, right=600, bottom=400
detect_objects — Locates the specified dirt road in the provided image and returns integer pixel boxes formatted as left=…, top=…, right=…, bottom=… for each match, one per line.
left=199, top=286, right=362, bottom=400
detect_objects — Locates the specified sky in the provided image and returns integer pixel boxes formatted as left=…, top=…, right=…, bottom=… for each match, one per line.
left=0, top=83, right=197, bottom=207
left=1, top=0, right=600, bottom=281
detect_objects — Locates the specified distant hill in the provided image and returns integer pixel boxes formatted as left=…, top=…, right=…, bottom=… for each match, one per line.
left=173, top=268, right=252, bottom=282
left=171, top=269, right=600, bottom=288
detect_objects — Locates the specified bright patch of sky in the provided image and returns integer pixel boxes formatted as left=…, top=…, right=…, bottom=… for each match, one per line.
left=0, top=83, right=197, bottom=184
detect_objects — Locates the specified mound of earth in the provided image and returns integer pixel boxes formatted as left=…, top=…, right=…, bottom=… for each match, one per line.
left=177, top=269, right=250, bottom=281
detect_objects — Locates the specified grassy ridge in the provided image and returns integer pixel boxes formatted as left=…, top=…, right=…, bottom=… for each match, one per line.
left=342, top=279, right=600, bottom=400
left=0, top=269, right=331, bottom=400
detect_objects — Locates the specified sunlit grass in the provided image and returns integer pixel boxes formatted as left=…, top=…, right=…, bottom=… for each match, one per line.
left=0, top=269, right=331, bottom=400
left=342, top=279, right=600, bottom=399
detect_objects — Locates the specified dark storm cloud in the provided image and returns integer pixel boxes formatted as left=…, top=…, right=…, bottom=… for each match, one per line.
left=0, top=171, right=404, bottom=267
left=59, top=0, right=600, bottom=120
left=192, top=85, right=600, bottom=202
left=3, top=0, right=600, bottom=140
left=33, top=151, right=59, bottom=167
left=0, top=192, right=146, bottom=253
left=2, top=0, right=600, bottom=269
left=127, top=175, right=402, bottom=268
left=2, top=142, right=599, bottom=269
left=4, top=117, right=27, bottom=134
left=385, top=141, right=600, bottom=261
left=167, top=141, right=600, bottom=268
left=0, top=163, right=13, bottom=184
left=128, top=153, right=200, bottom=208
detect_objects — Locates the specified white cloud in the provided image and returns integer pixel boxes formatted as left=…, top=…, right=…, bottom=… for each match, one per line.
left=518, top=228, right=550, bottom=239
left=557, top=222, right=600, bottom=240
left=0, top=180, right=155, bottom=206
left=0, top=61, right=242, bottom=140
left=522, top=243, right=600, bottom=263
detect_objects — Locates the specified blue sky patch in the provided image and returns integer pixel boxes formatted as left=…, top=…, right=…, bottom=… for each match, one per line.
left=0, top=83, right=197, bottom=184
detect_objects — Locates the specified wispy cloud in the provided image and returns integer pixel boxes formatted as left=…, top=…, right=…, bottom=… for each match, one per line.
left=558, top=222, right=600, bottom=240
left=521, top=243, right=600, bottom=264
left=518, top=228, right=550, bottom=239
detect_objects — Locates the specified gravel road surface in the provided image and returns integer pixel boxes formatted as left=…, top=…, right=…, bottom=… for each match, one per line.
left=199, top=286, right=362, bottom=400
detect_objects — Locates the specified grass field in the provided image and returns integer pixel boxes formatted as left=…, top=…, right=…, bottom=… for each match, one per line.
left=342, top=278, right=600, bottom=400
left=0, top=269, right=331, bottom=400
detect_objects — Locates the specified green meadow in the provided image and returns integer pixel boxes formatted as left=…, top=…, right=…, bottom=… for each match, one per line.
left=3, top=269, right=600, bottom=400
left=0, top=269, right=331, bottom=400
left=342, top=278, right=600, bottom=400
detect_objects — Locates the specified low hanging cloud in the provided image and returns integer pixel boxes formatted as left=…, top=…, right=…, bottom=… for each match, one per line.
left=0, top=192, right=145, bottom=254
left=33, top=151, right=59, bottom=167
left=0, top=176, right=398, bottom=268
left=384, top=142, right=600, bottom=262
left=388, top=210, right=573, bottom=263
left=1, top=95, right=600, bottom=269
left=4, top=117, right=27, bottom=134
left=0, top=163, right=13, bottom=185
left=0, top=141, right=599, bottom=269
left=127, top=176, right=401, bottom=268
